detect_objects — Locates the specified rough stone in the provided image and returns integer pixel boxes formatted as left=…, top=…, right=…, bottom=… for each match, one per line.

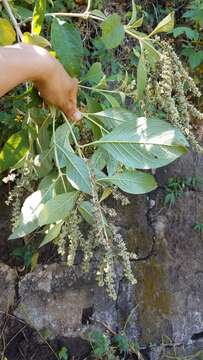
left=15, top=263, right=127, bottom=339
left=0, top=262, right=16, bottom=323
left=2, top=152, right=203, bottom=359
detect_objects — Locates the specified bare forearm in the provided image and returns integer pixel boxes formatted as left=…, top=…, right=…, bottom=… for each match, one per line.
left=0, top=43, right=53, bottom=97
left=0, top=43, right=81, bottom=121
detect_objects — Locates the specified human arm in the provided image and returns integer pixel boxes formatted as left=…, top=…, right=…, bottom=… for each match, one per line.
left=0, top=43, right=81, bottom=121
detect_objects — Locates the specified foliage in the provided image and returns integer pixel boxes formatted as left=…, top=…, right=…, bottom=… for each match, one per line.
left=172, top=0, right=203, bottom=70
left=164, top=176, right=202, bottom=206
left=193, top=222, right=203, bottom=234
left=0, top=0, right=202, bottom=299
left=58, top=346, right=69, bottom=360
left=12, top=243, right=38, bottom=270
left=88, top=328, right=140, bottom=360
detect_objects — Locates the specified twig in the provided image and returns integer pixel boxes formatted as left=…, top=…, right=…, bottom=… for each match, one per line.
left=90, top=318, right=117, bottom=336
left=2, top=0, right=23, bottom=41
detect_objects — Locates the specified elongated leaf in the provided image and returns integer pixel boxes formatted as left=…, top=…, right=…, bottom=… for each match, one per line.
left=53, top=123, right=72, bottom=168
left=34, top=149, right=53, bottom=178
left=79, top=201, right=108, bottom=228
left=79, top=201, right=94, bottom=225
left=51, top=18, right=83, bottom=76
left=90, top=10, right=106, bottom=19
left=149, top=12, right=175, bottom=37
left=23, top=32, right=50, bottom=47
left=81, top=63, right=104, bottom=84
left=102, top=14, right=125, bottom=49
left=142, top=39, right=160, bottom=68
left=65, top=151, right=92, bottom=194
left=106, top=152, right=119, bottom=176
left=94, top=117, right=189, bottom=169
left=9, top=190, right=47, bottom=239
left=97, top=170, right=157, bottom=194
left=38, top=171, right=73, bottom=200
left=0, top=130, right=29, bottom=173
left=92, top=108, right=134, bottom=129
left=128, top=0, right=137, bottom=26
left=32, top=0, right=46, bottom=35
left=40, top=222, right=62, bottom=247
left=137, top=53, right=147, bottom=99
left=54, top=130, right=92, bottom=194
left=9, top=178, right=74, bottom=239
left=100, top=92, right=121, bottom=108
left=128, top=16, right=144, bottom=29
left=0, top=18, right=16, bottom=45
left=90, top=148, right=107, bottom=170
left=100, top=187, right=112, bottom=202
left=39, top=191, right=78, bottom=225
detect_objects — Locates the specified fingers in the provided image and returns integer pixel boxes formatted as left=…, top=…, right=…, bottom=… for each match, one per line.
left=63, top=105, right=82, bottom=122
left=63, top=77, right=82, bottom=121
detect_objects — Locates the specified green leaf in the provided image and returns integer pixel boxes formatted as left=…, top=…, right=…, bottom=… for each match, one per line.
left=128, top=0, right=137, bottom=26
left=9, top=190, right=47, bottom=239
left=53, top=123, right=72, bottom=168
left=99, top=92, right=121, bottom=108
left=90, top=10, right=106, bottom=19
left=79, top=201, right=94, bottom=225
left=40, top=222, right=62, bottom=247
left=97, top=170, right=157, bottom=194
left=106, top=153, right=119, bottom=176
left=173, top=27, right=199, bottom=40
left=90, top=148, right=107, bottom=170
left=34, top=150, right=53, bottom=178
left=142, top=39, right=160, bottom=67
left=137, top=53, right=147, bottom=99
left=39, top=192, right=78, bottom=226
left=0, top=130, right=29, bottom=173
left=89, top=330, right=110, bottom=358
left=54, top=132, right=92, bottom=193
left=94, top=117, right=188, bottom=169
left=92, top=108, right=135, bottom=129
left=189, top=51, right=203, bottom=69
left=32, top=0, right=46, bottom=35
left=149, top=12, right=175, bottom=37
left=128, top=16, right=144, bottom=29
left=23, top=32, right=51, bottom=47
left=58, top=346, right=69, bottom=360
left=102, top=14, right=125, bottom=49
left=113, top=334, right=129, bottom=354
left=65, top=151, right=92, bottom=194
left=15, top=6, right=33, bottom=21
left=81, top=63, right=104, bottom=84
left=100, top=187, right=112, bottom=202
left=51, top=18, right=83, bottom=77
left=0, top=18, right=16, bottom=45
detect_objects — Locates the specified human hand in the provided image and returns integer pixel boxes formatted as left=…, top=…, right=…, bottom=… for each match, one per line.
left=34, top=56, right=82, bottom=122
left=0, top=44, right=81, bottom=122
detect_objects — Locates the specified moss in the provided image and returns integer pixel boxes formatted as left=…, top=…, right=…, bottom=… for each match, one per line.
left=136, top=257, right=173, bottom=343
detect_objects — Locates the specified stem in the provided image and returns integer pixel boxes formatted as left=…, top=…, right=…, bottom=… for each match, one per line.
left=61, top=112, right=84, bottom=158
left=86, top=0, right=92, bottom=13
left=2, top=0, right=23, bottom=41
left=79, top=84, right=121, bottom=95
left=83, top=114, right=109, bottom=134
left=52, top=110, right=67, bottom=192
left=19, top=10, right=104, bottom=26
left=80, top=140, right=99, bottom=148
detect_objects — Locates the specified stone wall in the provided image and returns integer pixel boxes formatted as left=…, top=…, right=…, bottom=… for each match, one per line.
left=0, top=151, right=203, bottom=359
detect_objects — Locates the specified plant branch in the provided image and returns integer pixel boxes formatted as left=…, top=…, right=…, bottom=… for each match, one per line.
left=52, top=109, right=67, bottom=192
left=2, top=0, right=23, bottom=41
left=83, top=114, right=109, bottom=134
left=19, top=10, right=104, bottom=26
left=86, top=0, right=92, bottom=13
left=79, top=84, right=122, bottom=95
